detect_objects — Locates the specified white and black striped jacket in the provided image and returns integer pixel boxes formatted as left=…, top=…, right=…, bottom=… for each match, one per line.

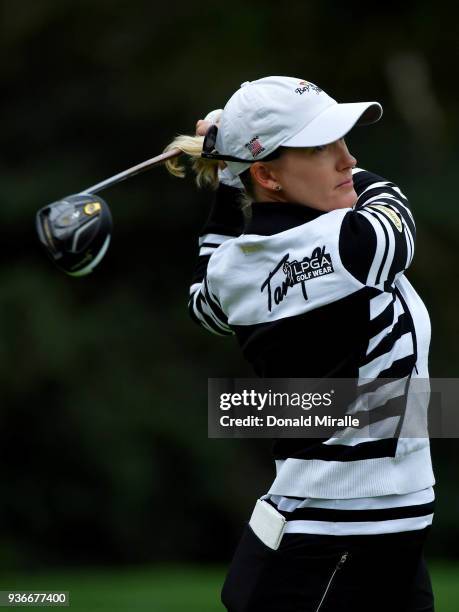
left=189, top=168, right=435, bottom=506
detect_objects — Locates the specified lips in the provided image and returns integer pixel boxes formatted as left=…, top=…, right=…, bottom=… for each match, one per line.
left=336, top=178, right=353, bottom=188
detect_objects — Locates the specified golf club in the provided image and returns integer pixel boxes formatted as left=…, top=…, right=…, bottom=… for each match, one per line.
left=79, top=148, right=182, bottom=196
left=35, top=147, right=181, bottom=276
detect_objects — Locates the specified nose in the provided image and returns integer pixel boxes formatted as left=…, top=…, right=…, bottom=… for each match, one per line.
left=337, top=139, right=357, bottom=170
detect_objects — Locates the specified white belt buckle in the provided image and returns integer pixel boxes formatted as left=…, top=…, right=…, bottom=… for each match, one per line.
left=249, top=499, right=286, bottom=550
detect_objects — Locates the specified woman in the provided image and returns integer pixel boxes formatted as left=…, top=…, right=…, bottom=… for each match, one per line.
left=165, top=76, right=435, bottom=612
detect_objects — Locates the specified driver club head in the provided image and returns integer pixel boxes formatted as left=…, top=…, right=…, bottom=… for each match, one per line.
left=35, top=194, right=113, bottom=276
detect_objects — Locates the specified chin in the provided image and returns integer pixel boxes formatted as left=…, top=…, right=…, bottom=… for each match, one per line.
left=336, top=188, right=358, bottom=209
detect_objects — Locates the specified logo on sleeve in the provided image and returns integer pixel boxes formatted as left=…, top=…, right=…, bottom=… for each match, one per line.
left=370, top=205, right=403, bottom=232
left=261, top=246, right=334, bottom=312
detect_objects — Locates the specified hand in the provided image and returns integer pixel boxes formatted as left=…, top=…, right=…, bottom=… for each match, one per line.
left=195, top=108, right=223, bottom=136
left=195, top=119, right=213, bottom=137
left=195, top=109, right=226, bottom=169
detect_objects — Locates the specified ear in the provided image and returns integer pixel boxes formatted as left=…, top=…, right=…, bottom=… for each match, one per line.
left=250, top=162, right=279, bottom=191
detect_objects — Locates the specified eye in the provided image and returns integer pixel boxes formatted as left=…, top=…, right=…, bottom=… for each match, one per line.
left=313, top=144, right=327, bottom=153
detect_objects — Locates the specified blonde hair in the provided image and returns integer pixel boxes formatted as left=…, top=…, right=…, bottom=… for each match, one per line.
left=163, top=134, right=221, bottom=190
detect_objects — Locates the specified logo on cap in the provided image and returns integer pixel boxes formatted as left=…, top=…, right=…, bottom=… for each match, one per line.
left=295, top=80, right=323, bottom=96
left=84, top=202, right=102, bottom=216
left=245, top=136, right=265, bottom=158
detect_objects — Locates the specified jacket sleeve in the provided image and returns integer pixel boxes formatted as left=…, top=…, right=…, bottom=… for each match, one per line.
left=339, top=168, right=416, bottom=288
left=188, top=170, right=245, bottom=336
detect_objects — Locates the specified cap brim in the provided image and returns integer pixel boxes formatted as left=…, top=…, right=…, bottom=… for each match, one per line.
left=282, top=101, right=383, bottom=148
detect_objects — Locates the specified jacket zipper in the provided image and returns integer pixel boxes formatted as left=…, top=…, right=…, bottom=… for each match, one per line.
left=313, top=552, right=348, bottom=612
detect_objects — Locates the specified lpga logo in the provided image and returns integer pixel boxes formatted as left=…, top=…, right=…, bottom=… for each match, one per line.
left=261, top=246, right=334, bottom=312
left=284, top=246, right=334, bottom=284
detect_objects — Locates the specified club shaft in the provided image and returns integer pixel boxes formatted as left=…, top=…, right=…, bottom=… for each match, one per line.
left=78, top=148, right=182, bottom=195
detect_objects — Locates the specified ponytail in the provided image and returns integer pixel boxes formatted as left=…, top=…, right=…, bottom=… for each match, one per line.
left=164, top=135, right=220, bottom=190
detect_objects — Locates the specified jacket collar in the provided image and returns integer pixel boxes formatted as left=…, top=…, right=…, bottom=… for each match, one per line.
left=245, top=201, right=326, bottom=236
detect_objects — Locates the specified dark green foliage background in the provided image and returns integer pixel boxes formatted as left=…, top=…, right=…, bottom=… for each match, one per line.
left=0, top=0, right=458, bottom=569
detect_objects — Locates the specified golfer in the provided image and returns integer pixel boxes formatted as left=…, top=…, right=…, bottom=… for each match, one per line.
left=165, top=76, right=435, bottom=611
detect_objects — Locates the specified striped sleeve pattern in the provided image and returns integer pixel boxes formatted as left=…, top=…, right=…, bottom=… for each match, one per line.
left=189, top=275, right=233, bottom=336
left=339, top=169, right=416, bottom=288
left=188, top=181, right=244, bottom=336
left=263, top=487, right=435, bottom=536
left=357, top=287, right=417, bottom=386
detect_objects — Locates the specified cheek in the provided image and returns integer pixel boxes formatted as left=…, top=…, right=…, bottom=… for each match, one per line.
left=335, top=186, right=358, bottom=208
left=293, top=168, right=325, bottom=195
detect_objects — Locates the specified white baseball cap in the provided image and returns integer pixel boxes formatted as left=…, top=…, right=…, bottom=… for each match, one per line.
left=204, top=76, right=382, bottom=176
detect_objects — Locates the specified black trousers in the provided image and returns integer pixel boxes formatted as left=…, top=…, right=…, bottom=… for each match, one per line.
left=221, top=524, right=434, bottom=612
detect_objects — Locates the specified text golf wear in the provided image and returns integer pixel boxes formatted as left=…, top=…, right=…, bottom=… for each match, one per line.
left=189, top=168, right=435, bottom=531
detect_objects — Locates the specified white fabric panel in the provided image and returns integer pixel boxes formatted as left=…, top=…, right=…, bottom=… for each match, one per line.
left=346, top=377, right=408, bottom=415
left=199, top=246, right=219, bottom=257
left=284, top=514, right=433, bottom=536
left=358, top=332, right=413, bottom=384
left=323, top=416, right=400, bottom=447
left=198, top=233, right=234, bottom=247
left=395, top=276, right=431, bottom=378
left=367, top=209, right=396, bottom=284
left=366, top=296, right=405, bottom=355
left=269, top=444, right=434, bottom=498
left=207, top=207, right=364, bottom=326
left=405, top=222, right=415, bottom=266
left=269, top=486, right=434, bottom=512
left=369, top=291, right=394, bottom=320
left=358, top=210, right=387, bottom=286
